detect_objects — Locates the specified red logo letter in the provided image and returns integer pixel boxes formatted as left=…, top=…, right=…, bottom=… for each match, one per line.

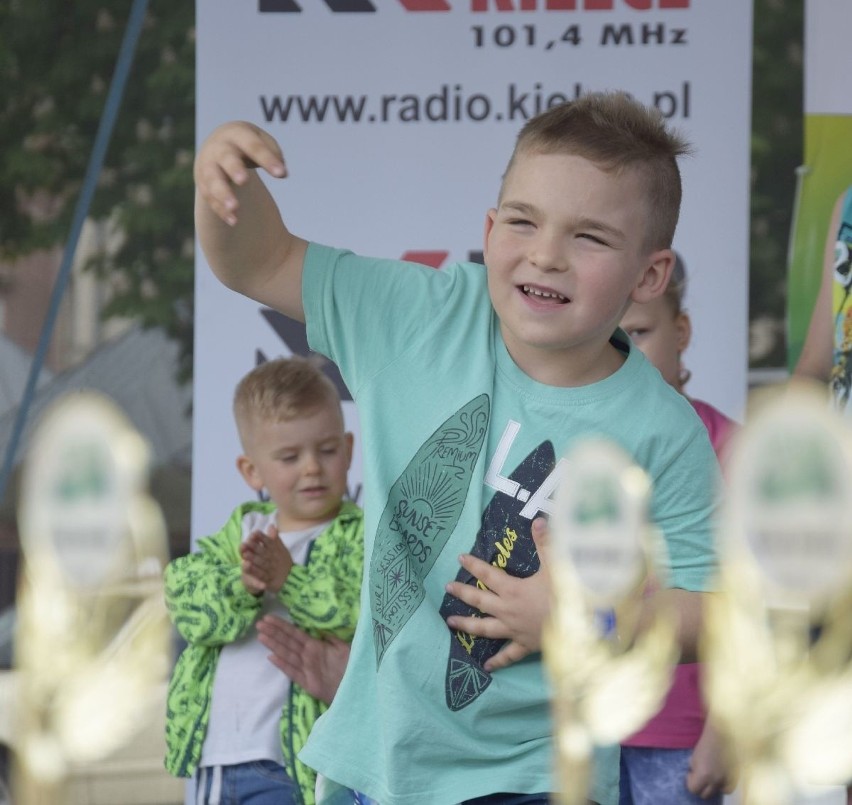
left=401, top=251, right=449, bottom=269
left=471, top=0, right=517, bottom=11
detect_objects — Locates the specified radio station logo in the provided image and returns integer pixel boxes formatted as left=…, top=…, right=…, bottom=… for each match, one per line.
left=259, top=0, right=689, bottom=13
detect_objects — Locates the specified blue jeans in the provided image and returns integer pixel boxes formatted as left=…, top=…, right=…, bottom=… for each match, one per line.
left=196, top=760, right=298, bottom=805
left=314, top=776, right=379, bottom=805
left=619, top=747, right=722, bottom=805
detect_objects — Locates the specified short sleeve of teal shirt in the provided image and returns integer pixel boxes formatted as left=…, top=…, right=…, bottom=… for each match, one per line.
left=304, top=242, right=465, bottom=397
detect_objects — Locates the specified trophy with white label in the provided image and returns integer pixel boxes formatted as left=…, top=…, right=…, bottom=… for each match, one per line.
left=702, top=384, right=852, bottom=805
left=9, top=392, right=171, bottom=804
left=542, top=439, right=679, bottom=805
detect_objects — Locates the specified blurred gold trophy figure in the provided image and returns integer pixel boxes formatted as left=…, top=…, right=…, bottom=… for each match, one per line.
left=9, top=392, right=171, bottom=804
left=702, top=384, right=852, bottom=805
left=542, top=439, right=679, bottom=805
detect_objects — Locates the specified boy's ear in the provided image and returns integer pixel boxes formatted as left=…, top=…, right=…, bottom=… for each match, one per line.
left=236, top=454, right=263, bottom=492
left=631, top=249, right=675, bottom=304
left=482, top=209, right=498, bottom=259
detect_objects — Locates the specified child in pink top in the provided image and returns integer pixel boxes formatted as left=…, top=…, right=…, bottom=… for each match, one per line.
left=618, top=254, right=736, bottom=805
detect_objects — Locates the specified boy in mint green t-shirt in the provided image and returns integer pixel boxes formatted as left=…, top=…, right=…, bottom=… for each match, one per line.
left=192, top=91, right=720, bottom=805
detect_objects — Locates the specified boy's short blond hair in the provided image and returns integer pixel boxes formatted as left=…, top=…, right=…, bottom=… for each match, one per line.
left=233, top=357, right=342, bottom=445
left=504, top=91, right=691, bottom=251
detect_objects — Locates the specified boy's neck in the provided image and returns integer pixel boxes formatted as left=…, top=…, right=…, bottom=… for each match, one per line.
left=274, top=501, right=343, bottom=534
left=505, top=336, right=626, bottom=387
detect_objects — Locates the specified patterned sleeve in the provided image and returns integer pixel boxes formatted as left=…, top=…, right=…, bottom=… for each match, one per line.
left=163, top=506, right=263, bottom=646
left=278, top=505, right=364, bottom=640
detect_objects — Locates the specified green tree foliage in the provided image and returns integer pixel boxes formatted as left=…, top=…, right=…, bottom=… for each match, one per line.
left=0, top=0, right=195, bottom=380
left=750, top=0, right=804, bottom=368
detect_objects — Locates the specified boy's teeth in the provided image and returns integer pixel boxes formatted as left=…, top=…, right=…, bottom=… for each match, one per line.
left=523, top=285, right=566, bottom=301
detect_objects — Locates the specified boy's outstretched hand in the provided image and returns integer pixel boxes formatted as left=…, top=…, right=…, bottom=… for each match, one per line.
left=257, top=615, right=350, bottom=705
left=240, top=524, right=294, bottom=595
left=444, top=517, right=551, bottom=672
left=194, top=121, right=287, bottom=226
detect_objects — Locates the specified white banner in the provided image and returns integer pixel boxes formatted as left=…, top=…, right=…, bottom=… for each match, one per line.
left=193, top=0, right=752, bottom=541
left=805, top=0, right=850, bottom=116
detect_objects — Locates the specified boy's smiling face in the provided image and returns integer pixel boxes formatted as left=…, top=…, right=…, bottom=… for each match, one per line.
left=483, top=150, right=673, bottom=386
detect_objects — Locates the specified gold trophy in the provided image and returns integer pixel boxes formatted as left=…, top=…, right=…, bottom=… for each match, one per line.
left=702, top=384, right=852, bottom=805
left=9, top=392, right=171, bottom=805
left=543, top=438, right=679, bottom=805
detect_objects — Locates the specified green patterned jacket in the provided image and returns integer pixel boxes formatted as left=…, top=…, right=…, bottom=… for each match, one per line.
left=163, top=500, right=364, bottom=805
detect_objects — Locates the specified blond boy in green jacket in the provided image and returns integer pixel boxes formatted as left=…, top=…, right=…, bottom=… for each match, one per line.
left=164, top=357, right=363, bottom=805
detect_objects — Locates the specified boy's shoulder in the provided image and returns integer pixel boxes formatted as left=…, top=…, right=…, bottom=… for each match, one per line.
left=233, top=499, right=278, bottom=519
left=323, top=500, right=364, bottom=535
left=625, top=346, right=706, bottom=429
left=335, top=500, right=363, bottom=521
left=308, top=501, right=364, bottom=554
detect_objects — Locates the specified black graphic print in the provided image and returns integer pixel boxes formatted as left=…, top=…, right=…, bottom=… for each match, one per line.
left=440, top=440, right=555, bottom=711
left=370, top=395, right=490, bottom=667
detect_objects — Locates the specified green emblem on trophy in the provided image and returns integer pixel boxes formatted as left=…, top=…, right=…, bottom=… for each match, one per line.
left=702, top=385, right=852, bottom=805
left=9, top=392, right=170, bottom=805
left=543, top=438, right=679, bottom=805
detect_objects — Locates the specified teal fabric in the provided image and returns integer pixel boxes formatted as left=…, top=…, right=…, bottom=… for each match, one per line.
left=299, top=244, right=720, bottom=805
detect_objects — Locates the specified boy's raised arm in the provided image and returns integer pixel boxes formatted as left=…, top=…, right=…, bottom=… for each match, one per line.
left=195, top=121, right=308, bottom=322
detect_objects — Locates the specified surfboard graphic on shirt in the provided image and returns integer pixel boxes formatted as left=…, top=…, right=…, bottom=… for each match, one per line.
left=440, top=440, right=554, bottom=711
left=370, top=394, right=490, bottom=667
